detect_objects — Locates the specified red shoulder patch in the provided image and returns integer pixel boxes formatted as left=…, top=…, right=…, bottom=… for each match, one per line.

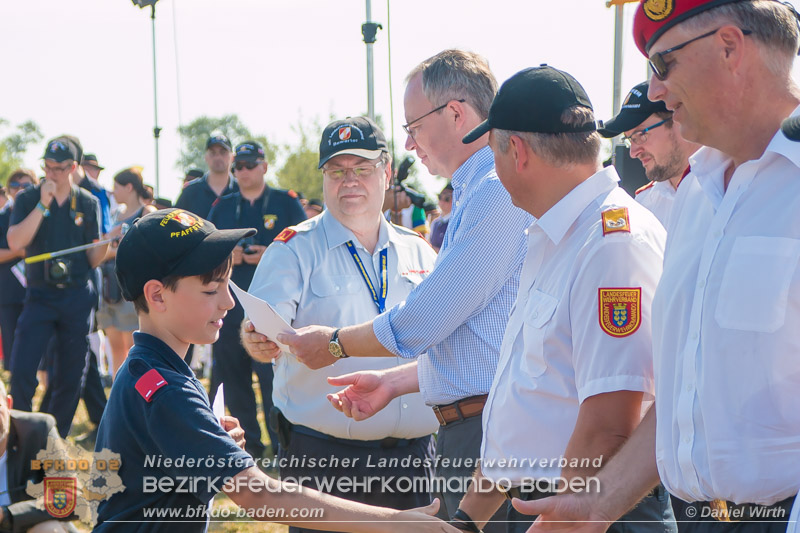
left=274, top=228, right=297, bottom=243
left=287, top=189, right=298, bottom=199
left=635, top=181, right=655, bottom=196
left=135, top=369, right=168, bottom=402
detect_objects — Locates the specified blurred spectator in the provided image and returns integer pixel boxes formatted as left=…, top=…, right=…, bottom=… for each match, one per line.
left=304, top=198, right=323, bottom=218
left=175, top=134, right=237, bottom=218
left=182, top=168, right=204, bottom=188
left=153, top=197, right=173, bottom=210
left=0, top=169, right=37, bottom=370
left=429, top=182, right=452, bottom=252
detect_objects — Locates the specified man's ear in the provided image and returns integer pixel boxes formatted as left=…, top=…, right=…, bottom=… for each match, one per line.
left=510, top=135, right=530, bottom=173
left=143, top=280, right=168, bottom=312
left=718, top=25, right=747, bottom=67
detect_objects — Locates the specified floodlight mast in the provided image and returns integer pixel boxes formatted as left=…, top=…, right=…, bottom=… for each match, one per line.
left=131, top=0, right=161, bottom=196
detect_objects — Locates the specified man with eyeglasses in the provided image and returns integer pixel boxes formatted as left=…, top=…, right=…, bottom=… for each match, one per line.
left=6, top=137, right=106, bottom=438
left=268, top=50, right=531, bottom=531
left=207, top=140, right=305, bottom=460
left=240, top=117, right=440, bottom=532
left=511, top=1, right=800, bottom=531
left=0, top=169, right=37, bottom=370
left=176, top=133, right=239, bottom=219
left=599, top=81, right=700, bottom=227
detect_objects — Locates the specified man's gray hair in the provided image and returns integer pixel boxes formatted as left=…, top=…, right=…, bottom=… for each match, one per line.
left=679, top=0, right=800, bottom=75
left=407, top=49, right=498, bottom=120
left=494, top=106, right=602, bottom=167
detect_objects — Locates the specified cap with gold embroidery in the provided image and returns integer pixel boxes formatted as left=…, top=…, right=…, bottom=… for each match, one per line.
left=633, top=0, right=749, bottom=55
left=115, top=208, right=255, bottom=301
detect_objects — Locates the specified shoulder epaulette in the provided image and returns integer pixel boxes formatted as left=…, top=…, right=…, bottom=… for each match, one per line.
left=274, top=228, right=297, bottom=243
left=134, top=369, right=168, bottom=402
left=635, top=181, right=655, bottom=196
left=601, top=206, right=630, bottom=236
left=287, top=189, right=298, bottom=199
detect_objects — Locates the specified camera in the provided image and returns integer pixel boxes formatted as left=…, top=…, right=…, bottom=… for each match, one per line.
left=44, top=258, right=73, bottom=288
left=394, top=156, right=427, bottom=209
left=238, top=236, right=257, bottom=255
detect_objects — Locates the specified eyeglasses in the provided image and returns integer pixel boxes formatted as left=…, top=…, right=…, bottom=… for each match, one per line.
left=649, top=28, right=751, bottom=80
left=234, top=161, right=261, bottom=171
left=40, top=163, right=71, bottom=174
left=322, top=161, right=382, bottom=180
left=7, top=180, right=32, bottom=190
left=621, top=119, right=671, bottom=147
left=403, top=99, right=466, bottom=138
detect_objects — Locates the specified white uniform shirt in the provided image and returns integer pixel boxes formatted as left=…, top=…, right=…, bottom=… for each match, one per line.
left=653, top=118, right=800, bottom=505
left=635, top=180, right=677, bottom=228
left=481, top=167, right=666, bottom=485
left=249, top=210, right=439, bottom=440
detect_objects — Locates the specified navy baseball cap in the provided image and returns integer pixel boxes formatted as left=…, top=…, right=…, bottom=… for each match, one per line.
left=206, top=134, right=232, bottom=151
left=318, top=116, right=388, bottom=168
left=82, top=153, right=105, bottom=170
left=599, top=81, right=670, bottom=138
left=463, top=65, right=596, bottom=144
left=115, top=208, right=255, bottom=301
left=234, top=141, right=266, bottom=163
left=42, top=137, right=80, bottom=163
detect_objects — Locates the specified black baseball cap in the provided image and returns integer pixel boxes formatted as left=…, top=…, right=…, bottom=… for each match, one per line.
left=598, top=81, right=670, bottom=138
left=115, top=208, right=255, bottom=301
left=82, top=153, right=104, bottom=169
left=206, top=134, right=232, bottom=151
left=318, top=116, right=388, bottom=168
left=42, top=137, right=80, bottom=163
left=463, top=65, right=595, bottom=144
left=234, top=141, right=266, bottom=163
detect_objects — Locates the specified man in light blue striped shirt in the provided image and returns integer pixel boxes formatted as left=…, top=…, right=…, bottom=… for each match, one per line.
left=277, top=49, right=532, bottom=530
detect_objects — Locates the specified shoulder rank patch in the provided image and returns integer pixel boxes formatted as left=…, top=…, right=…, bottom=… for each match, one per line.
left=635, top=181, right=655, bottom=196
left=288, top=189, right=298, bottom=199
left=601, top=207, right=630, bottom=236
left=274, top=228, right=297, bottom=243
left=599, top=288, right=641, bottom=337
left=135, top=369, right=168, bottom=402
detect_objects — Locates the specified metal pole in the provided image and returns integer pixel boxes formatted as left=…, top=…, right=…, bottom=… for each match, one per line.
left=151, top=3, right=162, bottom=197
left=612, top=4, right=624, bottom=117
left=365, top=0, right=375, bottom=120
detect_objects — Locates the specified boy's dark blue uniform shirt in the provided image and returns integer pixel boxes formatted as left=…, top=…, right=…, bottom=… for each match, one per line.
left=94, top=332, right=254, bottom=532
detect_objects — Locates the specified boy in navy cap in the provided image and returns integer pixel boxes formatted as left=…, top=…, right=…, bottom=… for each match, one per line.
left=95, top=208, right=452, bottom=532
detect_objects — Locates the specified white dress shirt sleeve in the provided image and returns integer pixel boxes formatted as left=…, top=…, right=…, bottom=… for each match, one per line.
left=248, top=242, right=303, bottom=325
left=569, top=236, right=662, bottom=403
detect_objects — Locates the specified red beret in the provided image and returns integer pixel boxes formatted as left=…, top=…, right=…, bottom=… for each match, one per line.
left=633, top=0, right=749, bottom=56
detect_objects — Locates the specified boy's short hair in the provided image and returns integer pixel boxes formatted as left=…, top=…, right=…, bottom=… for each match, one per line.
left=115, top=209, right=254, bottom=312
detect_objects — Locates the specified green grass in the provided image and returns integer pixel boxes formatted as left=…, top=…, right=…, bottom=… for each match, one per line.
left=5, top=369, right=287, bottom=532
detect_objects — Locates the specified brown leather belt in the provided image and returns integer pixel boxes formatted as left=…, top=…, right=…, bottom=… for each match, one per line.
left=432, top=394, right=488, bottom=426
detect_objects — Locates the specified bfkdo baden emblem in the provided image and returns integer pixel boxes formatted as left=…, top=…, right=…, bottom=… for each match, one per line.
left=45, top=477, right=77, bottom=518
left=599, top=288, right=642, bottom=337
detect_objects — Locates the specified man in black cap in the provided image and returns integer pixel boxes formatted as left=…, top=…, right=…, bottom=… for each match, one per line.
left=182, top=168, right=204, bottom=189
left=175, top=133, right=238, bottom=218
left=599, top=81, right=700, bottom=227
left=450, top=65, right=672, bottom=533
left=6, top=137, right=106, bottom=437
left=207, top=140, right=305, bottom=459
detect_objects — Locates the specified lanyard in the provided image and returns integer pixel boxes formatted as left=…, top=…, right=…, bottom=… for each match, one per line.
left=345, top=240, right=388, bottom=313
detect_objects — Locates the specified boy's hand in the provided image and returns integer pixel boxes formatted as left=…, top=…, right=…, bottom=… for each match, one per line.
left=220, top=416, right=246, bottom=450
left=240, top=319, right=282, bottom=362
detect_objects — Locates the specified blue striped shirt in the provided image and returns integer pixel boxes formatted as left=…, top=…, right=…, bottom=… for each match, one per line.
left=373, top=146, right=532, bottom=405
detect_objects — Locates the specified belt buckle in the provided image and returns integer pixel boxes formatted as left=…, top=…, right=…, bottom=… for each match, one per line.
left=432, top=405, right=446, bottom=426
left=709, top=499, right=738, bottom=523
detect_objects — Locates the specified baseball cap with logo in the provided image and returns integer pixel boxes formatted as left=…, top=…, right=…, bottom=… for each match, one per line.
left=463, top=65, right=596, bottom=144
left=82, top=154, right=105, bottom=170
left=318, top=116, right=388, bottom=168
left=234, top=141, right=266, bottom=163
left=598, top=81, right=670, bottom=138
left=206, top=133, right=232, bottom=151
left=42, top=137, right=80, bottom=163
left=633, top=0, right=749, bottom=55
left=115, top=208, right=255, bottom=301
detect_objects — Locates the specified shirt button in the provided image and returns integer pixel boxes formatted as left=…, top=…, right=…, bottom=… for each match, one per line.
left=691, top=333, right=698, bottom=340
left=532, top=311, right=539, bottom=319
left=684, top=437, right=691, bottom=444
left=713, top=231, right=722, bottom=238
left=698, top=280, right=705, bottom=288
left=456, top=201, right=461, bottom=206
left=402, top=403, right=408, bottom=409
left=686, top=384, right=692, bottom=392
left=335, top=286, right=340, bottom=291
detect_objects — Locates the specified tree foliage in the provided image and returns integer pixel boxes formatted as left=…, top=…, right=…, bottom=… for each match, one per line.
left=275, top=119, right=324, bottom=201
left=0, top=119, right=44, bottom=184
left=176, top=114, right=278, bottom=172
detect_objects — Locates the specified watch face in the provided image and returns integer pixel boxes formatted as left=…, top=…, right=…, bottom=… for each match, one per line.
left=328, top=341, right=343, bottom=358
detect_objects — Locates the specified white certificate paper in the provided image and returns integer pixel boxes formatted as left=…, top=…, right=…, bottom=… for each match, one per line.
left=229, top=280, right=295, bottom=353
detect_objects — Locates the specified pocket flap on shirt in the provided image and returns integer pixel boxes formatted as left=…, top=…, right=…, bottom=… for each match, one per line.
left=523, top=290, right=559, bottom=328
left=310, top=273, right=363, bottom=297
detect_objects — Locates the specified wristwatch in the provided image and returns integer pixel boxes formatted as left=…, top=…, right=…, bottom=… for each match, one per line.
left=328, top=328, right=350, bottom=359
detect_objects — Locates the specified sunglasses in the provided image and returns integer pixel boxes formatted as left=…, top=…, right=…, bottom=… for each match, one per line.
left=234, top=161, right=261, bottom=171
left=649, top=28, right=751, bottom=81
left=7, top=180, right=33, bottom=190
